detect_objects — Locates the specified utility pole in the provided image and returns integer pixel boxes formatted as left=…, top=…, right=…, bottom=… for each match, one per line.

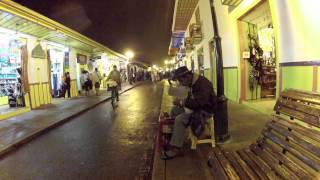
left=209, top=0, right=230, bottom=143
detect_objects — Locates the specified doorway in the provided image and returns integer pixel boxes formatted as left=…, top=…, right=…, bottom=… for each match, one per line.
left=238, top=0, right=276, bottom=101
left=49, top=49, right=64, bottom=98
left=238, top=0, right=276, bottom=114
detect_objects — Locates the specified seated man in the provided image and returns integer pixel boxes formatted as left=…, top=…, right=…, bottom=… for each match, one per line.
left=162, top=66, right=217, bottom=160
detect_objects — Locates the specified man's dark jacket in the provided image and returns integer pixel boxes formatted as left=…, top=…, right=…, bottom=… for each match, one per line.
left=184, top=74, right=217, bottom=114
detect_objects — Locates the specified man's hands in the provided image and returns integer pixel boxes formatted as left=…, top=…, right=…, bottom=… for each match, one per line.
left=173, top=98, right=184, bottom=107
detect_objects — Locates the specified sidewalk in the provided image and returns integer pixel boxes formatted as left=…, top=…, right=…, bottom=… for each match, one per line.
left=152, top=81, right=270, bottom=180
left=0, top=82, right=143, bottom=157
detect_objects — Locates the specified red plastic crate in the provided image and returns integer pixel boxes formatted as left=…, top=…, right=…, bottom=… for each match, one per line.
left=157, top=116, right=175, bottom=152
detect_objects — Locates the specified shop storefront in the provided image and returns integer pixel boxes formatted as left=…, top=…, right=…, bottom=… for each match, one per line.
left=48, top=49, right=65, bottom=98
left=238, top=1, right=277, bottom=100
left=0, top=33, right=26, bottom=108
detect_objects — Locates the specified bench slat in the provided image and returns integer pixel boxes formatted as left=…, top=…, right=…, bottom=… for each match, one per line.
left=263, top=130, right=320, bottom=171
left=232, top=152, right=260, bottom=180
left=250, top=144, right=300, bottom=180
left=273, top=116, right=320, bottom=144
left=237, top=150, right=270, bottom=180
left=245, top=149, right=281, bottom=180
left=214, top=148, right=240, bottom=180
left=258, top=139, right=315, bottom=180
left=277, top=97, right=320, bottom=117
left=208, top=151, right=229, bottom=180
left=274, top=105, right=320, bottom=127
left=281, top=89, right=320, bottom=105
left=268, top=122, right=320, bottom=157
left=223, top=151, right=252, bottom=180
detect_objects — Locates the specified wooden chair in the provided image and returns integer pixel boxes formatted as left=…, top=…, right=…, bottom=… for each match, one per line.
left=188, top=116, right=215, bottom=149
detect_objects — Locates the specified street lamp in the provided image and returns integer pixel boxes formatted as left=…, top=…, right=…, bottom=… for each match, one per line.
left=125, top=50, right=135, bottom=60
left=209, top=0, right=229, bottom=143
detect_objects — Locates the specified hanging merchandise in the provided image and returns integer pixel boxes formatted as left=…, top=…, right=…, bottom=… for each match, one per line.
left=247, top=23, right=264, bottom=99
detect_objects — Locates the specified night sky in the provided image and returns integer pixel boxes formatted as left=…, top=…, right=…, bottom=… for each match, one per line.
left=13, top=0, right=175, bottom=65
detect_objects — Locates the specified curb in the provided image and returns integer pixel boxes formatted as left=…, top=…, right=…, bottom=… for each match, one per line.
left=0, top=82, right=143, bottom=158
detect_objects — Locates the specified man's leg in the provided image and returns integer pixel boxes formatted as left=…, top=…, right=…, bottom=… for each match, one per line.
left=67, top=87, right=71, bottom=98
left=170, top=112, right=191, bottom=148
left=170, top=105, right=185, bottom=118
left=115, top=88, right=119, bottom=101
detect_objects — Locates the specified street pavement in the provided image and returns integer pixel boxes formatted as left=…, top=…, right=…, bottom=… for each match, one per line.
left=0, top=82, right=139, bottom=158
left=0, top=82, right=163, bottom=179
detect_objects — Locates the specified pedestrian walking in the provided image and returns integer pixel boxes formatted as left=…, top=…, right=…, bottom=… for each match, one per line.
left=92, top=68, right=102, bottom=96
left=81, top=70, right=90, bottom=96
left=64, top=72, right=71, bottom=98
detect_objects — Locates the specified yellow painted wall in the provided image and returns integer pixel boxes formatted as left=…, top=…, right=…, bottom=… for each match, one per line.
left=71, top=80, right=78, bottom=97
left=0, top=96, right=8, bottom=106
left=29, top=83, right=51, bottom=109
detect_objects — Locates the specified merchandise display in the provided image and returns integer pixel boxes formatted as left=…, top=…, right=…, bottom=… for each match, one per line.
left=0, top=36, right=22, bottom=99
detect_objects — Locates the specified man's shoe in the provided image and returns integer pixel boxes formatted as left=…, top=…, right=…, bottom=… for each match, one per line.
left=160, top=149, right=184, bottom=160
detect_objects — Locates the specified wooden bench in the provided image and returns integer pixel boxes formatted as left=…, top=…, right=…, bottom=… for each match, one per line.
left=208, top=89, right=320, bottom=180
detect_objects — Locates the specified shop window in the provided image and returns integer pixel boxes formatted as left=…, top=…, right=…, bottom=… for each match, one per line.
left=0, top=35, right=24, bottom=106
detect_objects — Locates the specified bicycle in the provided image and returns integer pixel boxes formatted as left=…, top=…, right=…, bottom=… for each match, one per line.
left=107, top=80, right=118, bottom=109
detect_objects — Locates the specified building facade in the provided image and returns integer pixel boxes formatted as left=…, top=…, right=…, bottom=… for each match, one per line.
left=169, top=0, right=320, bottom=103
left=0, top=0, right=127, bottom=120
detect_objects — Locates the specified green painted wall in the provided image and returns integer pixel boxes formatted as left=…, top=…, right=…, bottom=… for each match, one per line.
left=224, top=68, right=238, bottom=102
left=204, top=69, right=211, bottom=82
left=282, top=66, right=313, bottom=91
left=203, top=68, right=238, bottom=102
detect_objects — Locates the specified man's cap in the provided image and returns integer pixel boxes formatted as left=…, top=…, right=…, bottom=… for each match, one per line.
left=173, top=66, right=190, bottom=80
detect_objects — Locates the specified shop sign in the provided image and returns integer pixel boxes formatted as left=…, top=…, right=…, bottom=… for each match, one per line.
left=77, top=54, right=87, bottom=65
left=64, top=52, right=69, bottom=68
left=31, top=44, right=46, bottom=59
left=171, top=31, right=185, bottom=49
left=242, top=51, right=250, bottom=59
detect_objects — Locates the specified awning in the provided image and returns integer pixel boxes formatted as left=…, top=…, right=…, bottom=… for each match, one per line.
left=0, top=0, right=127, bottom=60
left=172, top=0, right=199, bottom=31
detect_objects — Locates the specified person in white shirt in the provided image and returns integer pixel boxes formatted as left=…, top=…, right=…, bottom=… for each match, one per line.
left=92, top=68, right=102, bottom=96
left=81, top=70, right=90, bottom=96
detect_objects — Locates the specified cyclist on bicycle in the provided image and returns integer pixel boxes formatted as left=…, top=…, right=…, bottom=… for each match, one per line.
left=107, top=65, right=121, bottom=101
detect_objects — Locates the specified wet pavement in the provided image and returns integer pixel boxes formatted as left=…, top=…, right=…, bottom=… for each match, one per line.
left=0, top=82, right=163, bottom=180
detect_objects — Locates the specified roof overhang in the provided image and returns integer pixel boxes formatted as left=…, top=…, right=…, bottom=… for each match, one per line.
left=0, top=0, right=127, bottom=60
left=169, top=0, right=198, bottom=55
left=171, top=0, right=199, bottom=32
left=221, top=0, right=243, bottom=6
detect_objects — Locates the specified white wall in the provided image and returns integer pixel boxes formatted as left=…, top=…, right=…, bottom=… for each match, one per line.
left=214, top=0, right=238, bottom=67
left=183, top=0, right=239, bottom=69
left=270, top=0, right=320, bottom=62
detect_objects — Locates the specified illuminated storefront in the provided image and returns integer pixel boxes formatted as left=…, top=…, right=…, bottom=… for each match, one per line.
left=49, top=49, right=65, bottom=97
left=0, top=33, right=25, bottom=107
